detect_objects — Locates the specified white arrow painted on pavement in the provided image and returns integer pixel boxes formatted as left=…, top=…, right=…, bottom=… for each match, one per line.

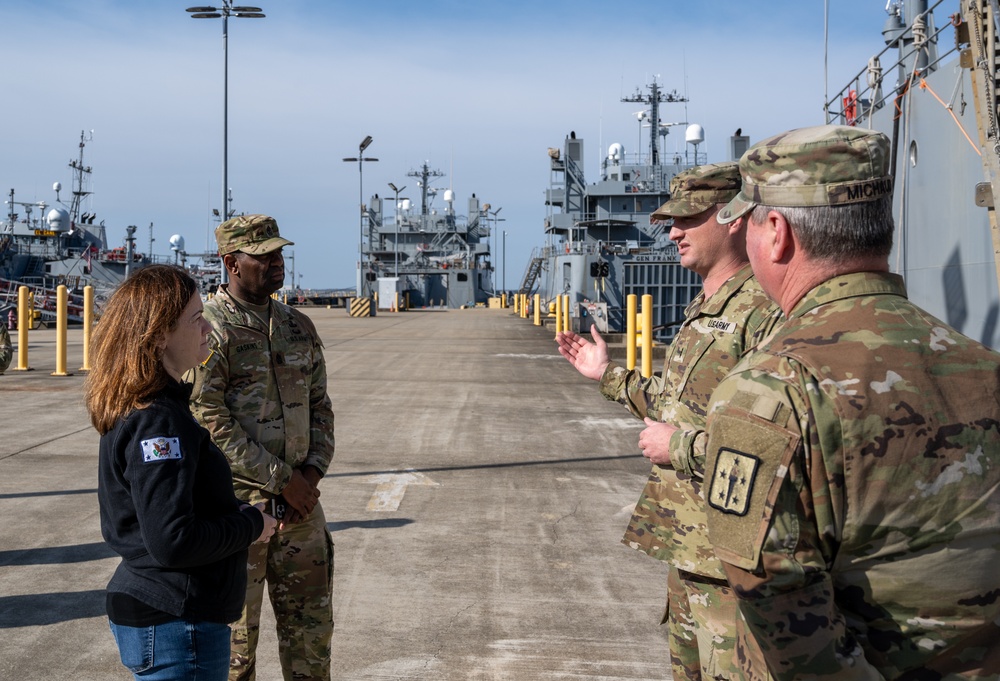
left=358, top=470, right=439, bottom=512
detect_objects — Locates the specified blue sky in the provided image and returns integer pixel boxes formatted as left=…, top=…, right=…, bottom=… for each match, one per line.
left=2, top=1, right=919, bottom=288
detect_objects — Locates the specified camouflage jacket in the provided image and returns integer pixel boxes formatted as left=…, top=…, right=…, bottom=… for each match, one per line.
left=704, top=272, right=1000, bottom=679
left=187, top=286, right=335, bottom=503
left=0, top=323, right=10, bottom=372
left=600, top=264, right=779, bottom=575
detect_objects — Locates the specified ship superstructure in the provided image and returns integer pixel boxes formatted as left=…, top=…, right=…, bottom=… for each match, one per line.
left=362, top=161, right=493, bottom=308
left=1, top=131, right=224, bottom=319
left=522, top=79, right=749, bottom=341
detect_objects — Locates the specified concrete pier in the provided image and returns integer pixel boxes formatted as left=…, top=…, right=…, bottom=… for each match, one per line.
left=0, top=307, right=672, bottom=680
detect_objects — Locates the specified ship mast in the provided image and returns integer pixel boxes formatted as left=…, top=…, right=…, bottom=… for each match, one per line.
left=68, top=130, right=93, bottom=225
left=408, top=161, right=445, bottom=216
left=621, top=79, right=687, bottom=166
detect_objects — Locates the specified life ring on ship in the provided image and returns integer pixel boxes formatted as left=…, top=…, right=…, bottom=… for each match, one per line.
left=843, top=89, right=858, bottom=126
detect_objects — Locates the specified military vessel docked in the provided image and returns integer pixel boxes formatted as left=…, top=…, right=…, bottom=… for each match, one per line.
left=1, top=131, right=223, bottom=318
left=361, top=161, right=493, bottom=308
left=0, top=132, right=150, bottom=294
left=828, top=0, right=1000, bottom=349
left=520, top=79, right=749, bottom=342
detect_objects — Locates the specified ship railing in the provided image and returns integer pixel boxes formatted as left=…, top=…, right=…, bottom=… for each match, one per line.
left=0, top=275, right=89, bottom=324
left=826, top=0, right=955, bottom=126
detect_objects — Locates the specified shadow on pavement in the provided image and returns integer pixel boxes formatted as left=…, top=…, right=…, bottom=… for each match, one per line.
left=0, top=542, right=115, bottom=566
left=0, top=590, right=106, bottom=627
left=328, top=518, right=414, bottom=532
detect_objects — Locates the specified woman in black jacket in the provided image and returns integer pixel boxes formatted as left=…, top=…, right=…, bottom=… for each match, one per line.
left=85, top=265, right=276, bottom=681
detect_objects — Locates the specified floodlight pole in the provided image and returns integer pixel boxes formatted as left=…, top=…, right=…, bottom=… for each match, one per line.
left=186, top=2, right=265, bottom=283
left=388, top=182, right=406, bottom=278
left=343, top=136, right=378, bottom=296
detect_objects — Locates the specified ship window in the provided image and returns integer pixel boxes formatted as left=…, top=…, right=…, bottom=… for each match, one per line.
left=457, top=273, right=468, bottom=282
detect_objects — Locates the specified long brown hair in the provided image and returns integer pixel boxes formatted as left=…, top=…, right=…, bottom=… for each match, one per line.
left=84, top=265, right=198, bottom=434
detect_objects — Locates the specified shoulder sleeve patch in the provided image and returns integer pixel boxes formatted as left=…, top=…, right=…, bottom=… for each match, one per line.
left=709, top=448, right=760, bottom=516
left=140, top=436, right=183, bottom=463
left=706, top=410, right=800, bottom=570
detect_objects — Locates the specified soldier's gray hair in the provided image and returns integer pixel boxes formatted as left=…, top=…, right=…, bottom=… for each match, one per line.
left=750, top=196, right=894, bottom=262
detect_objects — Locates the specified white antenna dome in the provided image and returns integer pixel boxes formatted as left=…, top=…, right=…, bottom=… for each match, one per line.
left=443, top=189, right=455, bottom=203
left=53, top=181, right=62, bottom=193
left=46, top=207, right=70, bottom=232
left=608, top=143, right=625, bottom=163
left=401, top=199, right=412, bottom=211
left=169, top=234, right=185, bottom=252
left=685, top=124, right=705, bottom=145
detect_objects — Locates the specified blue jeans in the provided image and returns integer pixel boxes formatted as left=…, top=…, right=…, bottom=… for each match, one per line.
left=109, top=619, right=231, bottom=681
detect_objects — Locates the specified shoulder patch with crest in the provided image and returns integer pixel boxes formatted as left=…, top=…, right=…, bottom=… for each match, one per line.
left=140, top=437, right=183, bottom=463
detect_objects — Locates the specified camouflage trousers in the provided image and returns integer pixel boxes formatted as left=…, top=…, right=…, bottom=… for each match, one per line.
left=230, top=503, right=335, bottom=681
left=664, top=567, right=771, bottom=681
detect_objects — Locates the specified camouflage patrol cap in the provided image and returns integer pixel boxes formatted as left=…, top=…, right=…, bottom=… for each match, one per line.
left=215, top=214, right=294, bottom=255
left=717, top=124, right=892, bottom=225
left=651, top=162, right=742, bottom=220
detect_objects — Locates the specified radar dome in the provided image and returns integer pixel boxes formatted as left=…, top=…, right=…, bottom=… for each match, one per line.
left=46, top=207, right=70, bottom=232
left=685, top=124, right=705, bottom=145
left=169, top=234, right=185, bottom=252
left=401, top=199, right=412, bottom=211
left=53, top=182, right=62, bottom=193
left=608, top=143, right=624, bottom=163
left=443, top=189, right=455, bottom=203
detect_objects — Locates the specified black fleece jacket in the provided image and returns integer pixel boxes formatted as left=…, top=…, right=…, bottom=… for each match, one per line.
left=98, top=378, right=263, bottom=623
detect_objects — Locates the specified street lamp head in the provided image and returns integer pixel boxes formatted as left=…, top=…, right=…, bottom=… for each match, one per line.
left=359, top=135, right=373, bottom=152
left=231, top=5, right=264, bottom=11
left=232, top=12, right=265, bottom=17
left=388, top=182, right=398, bottom=192
left=361, top=157, right=379, bottom=162
left=186, top=6, right=219, bottom=12
left=342, top=157, right=359, bottom=162
left=189, top=12, right=223, bottom=18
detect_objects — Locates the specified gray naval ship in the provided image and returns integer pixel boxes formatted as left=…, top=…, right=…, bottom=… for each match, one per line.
left=526, top=0, right=1000, bottom=351
left=1, top=131, right=222, bottom=319
left=1, top=132, right=150, bottom=295
left=829, top=0, right=1000, bottom=349
left=361, top=161, right=493, bottom=308
left=520, top=79, right=750, bottom=342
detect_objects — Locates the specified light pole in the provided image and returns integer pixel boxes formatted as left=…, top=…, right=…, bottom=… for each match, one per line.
left=502, top=230, right=508, bottom=294
left=488, top=206, right=504, bottom=294
left=186, top=3, right=265, bottom=283
left=387, top=182, right=406, bottom=278
left=343, top=136, right=378, bottom=296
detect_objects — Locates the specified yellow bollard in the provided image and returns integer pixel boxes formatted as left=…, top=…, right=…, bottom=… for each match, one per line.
left=15, top=286, right=31, bottom=371
left=641, top=294, right=653, bottom=378
left=394, top=292, right=399, bottom=313
left=626, top=294, right=637, bottom=371
left=80, top=286, right=94, bottom=371
left=533, top=294, right=541, bottom=326
left=52, top=285, right=71, bottom=376
left=563, top=294, right=571, bottom=333
left=554, top=295, right=563, bottom=336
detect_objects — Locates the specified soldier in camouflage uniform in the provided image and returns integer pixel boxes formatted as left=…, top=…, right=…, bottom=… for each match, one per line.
left=704, top=125, right=1000, bottom=679
left=188, top=215, right=335, bottom=681
left=556, top=163, right=779, bottom=680
left=0, top=320, right=11, bottom=372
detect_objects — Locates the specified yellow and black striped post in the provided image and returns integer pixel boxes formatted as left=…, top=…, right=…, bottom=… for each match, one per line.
left=349, top=296, right=375, bottom=318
